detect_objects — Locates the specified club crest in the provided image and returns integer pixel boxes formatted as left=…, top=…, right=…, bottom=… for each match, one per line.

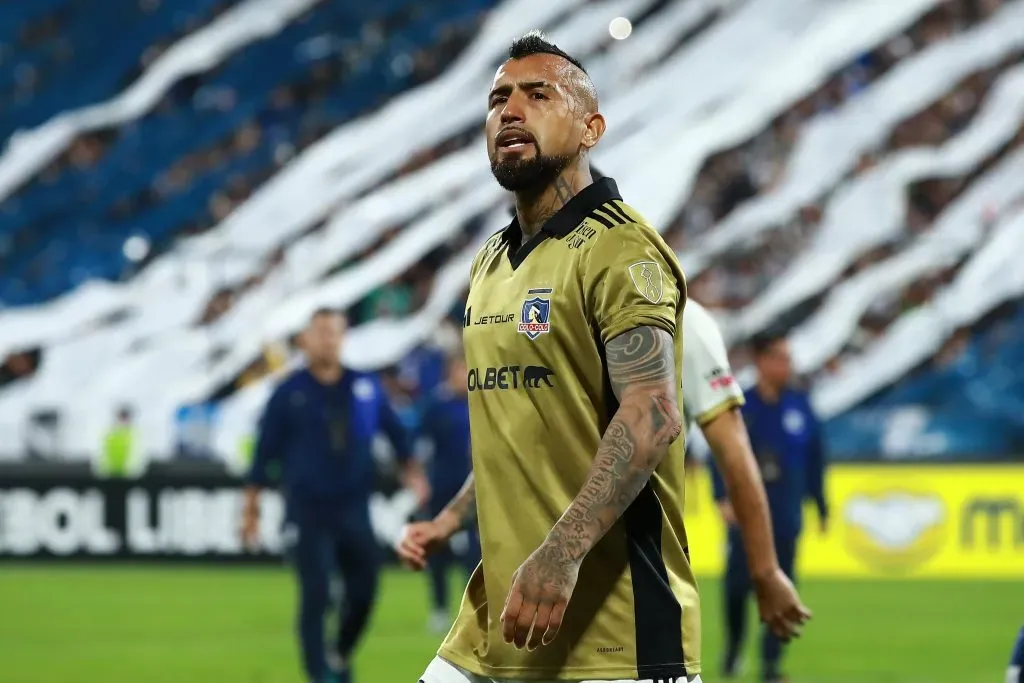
left=518, top=296, right=551, bottom=340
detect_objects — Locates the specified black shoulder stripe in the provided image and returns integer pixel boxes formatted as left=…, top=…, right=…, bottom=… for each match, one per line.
left=594, top=205, right=626, bottom=226
left=607, top=200, right=636, bottom=225
left=588, top=210, right=615, bottom=229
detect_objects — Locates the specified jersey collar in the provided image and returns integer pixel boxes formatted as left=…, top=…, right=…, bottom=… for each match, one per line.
left=500, top=177, right=622, bottom=268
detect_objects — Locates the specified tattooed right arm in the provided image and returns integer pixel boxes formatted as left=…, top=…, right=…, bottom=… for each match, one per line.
left=536, top=326, right=682, bottom=566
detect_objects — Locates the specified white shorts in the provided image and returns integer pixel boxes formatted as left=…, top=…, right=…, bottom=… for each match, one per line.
left=419, top=656, right=702, bottom=683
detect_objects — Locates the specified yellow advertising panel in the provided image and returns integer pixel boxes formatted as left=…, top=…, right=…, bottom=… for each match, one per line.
left=683, top=464, right=1024, bottom=578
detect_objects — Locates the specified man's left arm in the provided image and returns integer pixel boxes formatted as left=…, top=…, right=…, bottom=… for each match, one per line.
left=501, top=226, right=684, bottom=650
left=805, top=399, right=828, bottom=532
left=377, top=381, right=430, bottom=506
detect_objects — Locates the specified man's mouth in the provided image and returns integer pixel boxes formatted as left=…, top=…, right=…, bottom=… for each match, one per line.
left=496, top=129, right=535, bottom=150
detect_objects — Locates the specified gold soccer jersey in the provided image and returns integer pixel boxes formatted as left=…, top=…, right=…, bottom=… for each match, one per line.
left=438, top=178, right=701, bottom=680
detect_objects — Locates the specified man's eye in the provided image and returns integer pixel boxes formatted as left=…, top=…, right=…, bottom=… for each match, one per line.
left=531, top=92, right=547, bottom=100
left=490, top=96, right=507, bottom=107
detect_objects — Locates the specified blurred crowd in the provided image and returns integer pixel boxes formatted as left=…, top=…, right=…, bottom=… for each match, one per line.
left=670, top=0, right=1022, bottom=380
left=1, top=0, right=1023, bottom=456
left=0, top=0, right=235, bottom=121
left=0, top=0, right=489, bottom=303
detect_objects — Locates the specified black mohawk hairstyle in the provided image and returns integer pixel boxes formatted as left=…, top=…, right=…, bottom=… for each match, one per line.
left=508, top=30, right=587, bottom=74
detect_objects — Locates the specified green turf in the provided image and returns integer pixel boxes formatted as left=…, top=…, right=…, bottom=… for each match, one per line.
left=0, top=565, right=1017, bottom=682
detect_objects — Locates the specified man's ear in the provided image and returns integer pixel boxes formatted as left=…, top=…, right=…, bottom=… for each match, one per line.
left=582, top=113, right=606, bottom=150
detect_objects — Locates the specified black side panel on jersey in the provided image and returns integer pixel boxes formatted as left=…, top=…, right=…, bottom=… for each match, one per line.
left=596, top=342, right=687, bottom=679
left=624, top=485, right=687, bottom=679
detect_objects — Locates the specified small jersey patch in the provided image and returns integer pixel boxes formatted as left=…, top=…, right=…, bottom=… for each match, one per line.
left=517, top=293, right=551, bottom=340
left=627, top=260, right=664, bottom=304
left=705, top=366, right=736, bottom=390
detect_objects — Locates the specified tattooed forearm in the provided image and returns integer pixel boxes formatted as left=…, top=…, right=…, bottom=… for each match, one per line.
left=438, top=473, right=476, bottom=528
left=545, top=326, right=681, bottom=563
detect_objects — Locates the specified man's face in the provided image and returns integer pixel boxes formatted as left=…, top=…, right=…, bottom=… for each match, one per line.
left=756, top=339, right=793, bottom=388
left=486, top=54, right=589, bottom=191
left=304, top=313, right=345, bottom=365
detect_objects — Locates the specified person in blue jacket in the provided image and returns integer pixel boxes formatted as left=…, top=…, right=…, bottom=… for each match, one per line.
left=416, top=346, right=480, bottom=634
left=241, top=308, right=429, bottom=683
left=1008, top=625, right=1024, bottom=683
left=711, top=329, right=828, bottom=683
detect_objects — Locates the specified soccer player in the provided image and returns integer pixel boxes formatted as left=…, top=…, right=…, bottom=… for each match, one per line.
left=417, top=347, right=480, bottom=634
left=682, top=302, right=810, bottom=682
left=1008, top=626, right=1024, bottom=683
left=241, top=308, right=429, bottom=683
left=710, top=329, right=828, bottom=683
left=399, top=30, right=698, bottom=683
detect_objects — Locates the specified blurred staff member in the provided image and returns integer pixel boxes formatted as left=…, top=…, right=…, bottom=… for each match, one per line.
left=711, top=329, right=828, bottom=683
left=415, top=347, right=479, bottom=635
left=1009, top=626, right=1024, bottom=683
left=681, top=302, right=811, bottom=678
left=241, top=308, right=429, bottom=683
left=99, top=406, right=136, bottom=477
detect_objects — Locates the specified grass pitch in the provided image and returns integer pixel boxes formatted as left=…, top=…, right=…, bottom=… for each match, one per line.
left=0, top=565, right=1017, bottom=682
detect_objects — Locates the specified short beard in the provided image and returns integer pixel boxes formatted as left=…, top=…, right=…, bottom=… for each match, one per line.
left=490, top=151, right=574, bottom=193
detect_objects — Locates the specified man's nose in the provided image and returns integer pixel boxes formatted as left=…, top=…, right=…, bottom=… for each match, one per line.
left=500, top=94, right=525, bottom=125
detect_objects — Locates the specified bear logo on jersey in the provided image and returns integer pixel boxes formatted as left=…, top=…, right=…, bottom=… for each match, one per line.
left=518, top=296, right=551, bottom=340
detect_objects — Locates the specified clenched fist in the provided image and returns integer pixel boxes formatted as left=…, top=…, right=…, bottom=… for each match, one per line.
left=396, top=515, right=458, bottom=571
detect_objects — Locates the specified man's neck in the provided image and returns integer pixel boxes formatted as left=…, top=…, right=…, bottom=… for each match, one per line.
left=309, top=362, right=343, bottom=385
left=756, top=380, right=782, bottom=404
left=515, top=163, right=592, bottom=238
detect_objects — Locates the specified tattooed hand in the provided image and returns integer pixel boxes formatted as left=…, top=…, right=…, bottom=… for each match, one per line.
left=501, top=541, right=581, bottom=650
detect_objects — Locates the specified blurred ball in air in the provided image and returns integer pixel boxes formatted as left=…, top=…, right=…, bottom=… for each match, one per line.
left=609, top=17, right=632, bottom=40
left=123, top=235, right=151, bottom=262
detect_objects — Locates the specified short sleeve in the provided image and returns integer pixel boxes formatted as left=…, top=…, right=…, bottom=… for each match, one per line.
left=582, top=225, right=684, bottom=345
left=682, top=302, right=745, bottom=426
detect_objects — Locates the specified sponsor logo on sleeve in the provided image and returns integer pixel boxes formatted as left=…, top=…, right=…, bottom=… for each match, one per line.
left=705, top=366, right=736, bottom=390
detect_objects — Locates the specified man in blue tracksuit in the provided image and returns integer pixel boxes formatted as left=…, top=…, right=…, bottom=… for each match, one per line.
left=416, top=348, right=480, bottom=634
left=242, top=308, right=428, bottom=683
left=711, top=329, right=828, bottom=683
left=1009, top=626, right=1024, bottom=683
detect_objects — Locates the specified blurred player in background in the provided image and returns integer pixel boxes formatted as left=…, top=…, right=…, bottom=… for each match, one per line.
left=401, top=31, right=699, bottom=683
left=679, top=300, right=811, bottom=675
left=242, top=308, right=429, bottom=683
left=415, top=347, right=479, bottom=634
left=711, top=329, right=828, bottom=683
left=1008, top=626, right=1024, bottom=683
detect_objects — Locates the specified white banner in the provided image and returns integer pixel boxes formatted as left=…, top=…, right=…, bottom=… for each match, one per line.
left=790, top=144, right=1024, bottom=374
left=682, top=0, right=1024, bottom=275
left=736, top=62, right=1024, bottom=341
left=813, top=208, right=1024, bottom=418
left=0, top=0, right=321, bottom=203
